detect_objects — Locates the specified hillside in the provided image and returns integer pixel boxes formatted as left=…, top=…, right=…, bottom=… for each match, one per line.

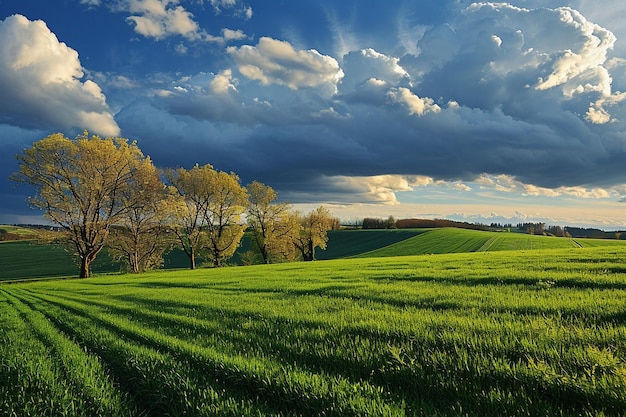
left=0, top=240, right=119, bottom=281
left=3, top=227, right=626, bottom=281
left=2, top=247, right=626, bottom=416
left=354, top=228, right=625, bottom=258
left=0, top=225, right=38, bottom=241
left=316, top=229, right=427, bottom=259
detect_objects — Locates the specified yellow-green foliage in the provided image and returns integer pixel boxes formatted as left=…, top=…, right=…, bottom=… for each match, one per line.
left=2, top=247, right=626, bottom=416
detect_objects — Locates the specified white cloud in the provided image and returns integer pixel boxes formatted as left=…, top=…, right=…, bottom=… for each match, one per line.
left=209, top=69, right=238, bottom=94
left=222, top=28, right=247, bottom=42
left=387, top=87, right=441, bottom=116
left=340, top=48, right=411, bottom=93
left=534, top=8, right=615, bottom=91
left=491, top=35, right=502, bottom=48
left=227, top=37, right=344, bottom=93
left=406, top=2, right=626, bottom=126
left=476, top=174, right=614, bottom=199
left=0, top=15, right=119, bottom=136
left=91, top=0, right=249, bottom=43
left=126, top=0, right=200, bottom=40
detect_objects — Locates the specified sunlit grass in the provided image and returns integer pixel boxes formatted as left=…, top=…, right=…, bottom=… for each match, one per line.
left=2, top=246, right=626, bottom=415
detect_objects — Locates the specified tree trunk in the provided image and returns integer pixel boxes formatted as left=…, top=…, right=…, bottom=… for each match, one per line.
left=261, top=245, right=270, bottom=264
left=308, top=239, right=315, bottom=261
left=79, top=256, right=91, bottom=278
left=189, top=247, right=196, bottom=270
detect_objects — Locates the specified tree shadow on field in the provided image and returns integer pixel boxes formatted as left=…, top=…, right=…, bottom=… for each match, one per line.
left=278, top=285, right=462, bottom=311
left=23, top=289, right=626, bottom=417
left=552, top=278, right=626, bottom=291
left=26, top=291, right=412, bottom=416
left=380, top=273, right=626, bottom=292
left=134, top=280, right=243, bottom=289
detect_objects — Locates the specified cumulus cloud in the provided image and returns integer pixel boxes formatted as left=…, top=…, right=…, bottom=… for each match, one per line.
left=0, top=14, right=119, bottom=136
left=227, top=37, right=344, bottom=93
left=406, top=3, right=626, bottom=123
left=126, top=0, right=200, bottom=40
left=387, top=87, right=441, bottom=116
left=340, top=48, right=410, bottom=93
left=91, top=0, right=249, bottom=43
left=476, top=174, right=614, bottom=199
left=209, top=69, right=238, bottom=95
left=320, top=175, right=415, bottom=204
left=109, top=2, right=626, bottom=209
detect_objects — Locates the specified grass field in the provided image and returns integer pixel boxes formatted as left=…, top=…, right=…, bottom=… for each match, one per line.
left=5, top=227, right=626, bottom=281
left=0, top=240, right=119, bottom=281
left=0, top=225, right=38, bottom=238
left=317, top=229, right=427, bottom=259
left=357, top=228, right=625, bottom=257
left=2, top=247, right=626, bottom=416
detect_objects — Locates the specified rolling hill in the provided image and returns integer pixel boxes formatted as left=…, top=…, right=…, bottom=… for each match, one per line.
left=2, top=226, right=626, bottom=281
left=352, top=228, right=626, bottom=258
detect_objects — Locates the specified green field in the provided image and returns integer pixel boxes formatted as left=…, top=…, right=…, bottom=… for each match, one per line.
left=2, top=246, right=626, bottom=416
left=317, top=229, right=427, bottom=259
left=0, top=225, right=38, bottom=238
left=5, top=227, right=626, bottom=281
left=356, top=228, right=621, bottom=257
left=0, top=240, right=119, bottom=281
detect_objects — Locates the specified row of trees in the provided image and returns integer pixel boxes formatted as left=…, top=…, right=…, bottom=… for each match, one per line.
left=12, top=132, right=337, bottom=278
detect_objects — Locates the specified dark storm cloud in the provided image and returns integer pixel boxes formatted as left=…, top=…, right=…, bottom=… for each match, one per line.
left=3, top=2, right=626, bottom=214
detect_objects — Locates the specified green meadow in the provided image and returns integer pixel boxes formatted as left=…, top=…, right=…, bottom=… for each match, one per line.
left=2, top=229, right=626, bottom=416
left=3, top=227, right=624, bottom=281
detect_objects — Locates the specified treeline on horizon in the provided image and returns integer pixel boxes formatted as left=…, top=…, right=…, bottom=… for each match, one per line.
left=5, top=220, right=625, bottom=242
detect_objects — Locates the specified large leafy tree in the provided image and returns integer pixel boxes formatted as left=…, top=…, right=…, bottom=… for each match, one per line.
left=165, top=164, right=214, bottom=270
left=246, top=181, right=298, bottom=264
left=167, top=164, right=247, bottom=268
left=204, top=170, right=248, bottom=267
left=291, top=206, right=336, bottom=261
left=12, top=132, right=156, bottom=278
left=107, top=164, right=176, bottom=273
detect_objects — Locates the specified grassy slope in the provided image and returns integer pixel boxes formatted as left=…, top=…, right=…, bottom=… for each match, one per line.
left=2, top=247, right=626, bottom=416
left=0, top=241, right=118, bottom=281
left=357, top=228, right=626, bottom=258
left=3, top=227, right=625, bottom=281
left=317, top=229, right=427, bottom=259
left=0, top=225, right=39, bottom=237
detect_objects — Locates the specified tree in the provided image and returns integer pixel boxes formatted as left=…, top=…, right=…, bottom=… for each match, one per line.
left=203, top=170, right=247, bottom=267
left=107, top=165, right=177, bottom=273
left=12, top=132, right=155, bottom=278
left=246, top=181, right=298, bottom=264
left=291, top=206, right=335, bottom=261
left=166, top=164, right=247, bottom=268
left=166, top=164, right=214, bottom=269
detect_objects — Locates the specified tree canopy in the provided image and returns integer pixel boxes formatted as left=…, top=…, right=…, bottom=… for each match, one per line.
left=12, top=133, right=337, bottom=276
left=246, top=181, right=299, bottom=264
left=166, top=164, right=247, bottom=268
left=12, top=132, right=157, bottom=278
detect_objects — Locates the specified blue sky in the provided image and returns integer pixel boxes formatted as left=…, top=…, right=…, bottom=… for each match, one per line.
left=1, top=0, right=626, bottom=228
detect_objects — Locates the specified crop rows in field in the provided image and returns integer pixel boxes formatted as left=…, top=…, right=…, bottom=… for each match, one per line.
left=357, top=228, right=623, bottom=258
left=2, top=248, right=626, bottom=415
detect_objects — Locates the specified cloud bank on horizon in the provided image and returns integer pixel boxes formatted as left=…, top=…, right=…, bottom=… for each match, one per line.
left=1, top=0, right=626, bottom=226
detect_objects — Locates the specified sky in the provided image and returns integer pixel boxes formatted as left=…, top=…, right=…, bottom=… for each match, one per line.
left=1, top=0, right=626, bottom=229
